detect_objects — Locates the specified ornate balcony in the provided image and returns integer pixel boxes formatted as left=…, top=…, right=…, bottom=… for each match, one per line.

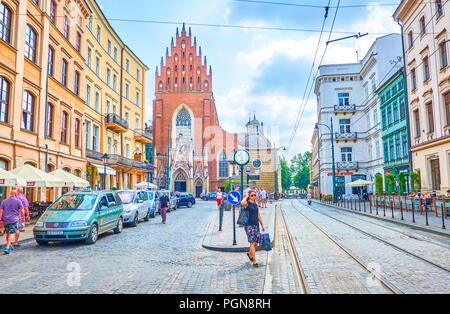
left=336, top=161, right=359, bottom=170
left=106, top=154, right=151, bottom=171
left=105, top=113, right=128, bottom=133
left=334, top=104, right=356, bottom=113
left=134, top=129, right=153, bottom=143
left=335, top=132, right=358, bottom=141
left=86, top=149, right=104, bottom=161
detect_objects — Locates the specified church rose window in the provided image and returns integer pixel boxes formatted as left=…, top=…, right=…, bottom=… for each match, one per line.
left=176, top=108, right=192, bottom=139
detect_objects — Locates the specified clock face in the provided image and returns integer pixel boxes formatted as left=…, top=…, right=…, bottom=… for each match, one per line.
left=234, top=150, right=249, bottom=165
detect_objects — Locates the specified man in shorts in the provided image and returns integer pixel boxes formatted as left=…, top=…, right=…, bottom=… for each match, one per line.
left=0, top=190, right=24, bottom=254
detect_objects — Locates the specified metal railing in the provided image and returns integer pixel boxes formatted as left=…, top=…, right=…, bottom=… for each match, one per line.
left=105, top=113, right=128, bottom=130
left=334, top=104, right=356, bottom=112
left=335, top=132, right=358, bottom=140
left=86, top=149, right=104, bottom=161
left=106, top=154, right=152, bottom=170
left=135, top=129, right=153, bottom=141
left=336, top=161, right=359, bottom=169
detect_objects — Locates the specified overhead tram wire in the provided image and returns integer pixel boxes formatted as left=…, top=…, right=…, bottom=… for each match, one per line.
left=287, top=0, right=341, bottom=152
left=285, top=1, right=331, bottom=153
left=233, top=0, right=400, bottom=9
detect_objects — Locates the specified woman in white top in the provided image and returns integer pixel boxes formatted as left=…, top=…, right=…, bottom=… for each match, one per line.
left=216, top=188, right=223, bottom=210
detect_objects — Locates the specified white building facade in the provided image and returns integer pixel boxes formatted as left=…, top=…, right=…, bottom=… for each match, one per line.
left=313, top=34, right=403, bottom=197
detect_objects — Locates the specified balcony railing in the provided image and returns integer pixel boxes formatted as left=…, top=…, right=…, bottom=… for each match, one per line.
left=106, top=154, right=152, bottom=171
left=105, top=113, right=128, bottom=133
left=335, top=132, right=358, bottom=141
left=336, top=161, right=359, bottom=170
left=86, top=149, right=104, bottom=161
left=334, top=104, right=356, bottom=112
left=134, top=129, right=153, bottom=143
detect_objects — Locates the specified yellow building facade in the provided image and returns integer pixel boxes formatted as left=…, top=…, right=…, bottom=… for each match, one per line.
left=83, top=0, right=150, bottom=190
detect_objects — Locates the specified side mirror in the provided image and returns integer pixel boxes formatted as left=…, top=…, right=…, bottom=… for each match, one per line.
left=138, top=199, right=144, bottom=204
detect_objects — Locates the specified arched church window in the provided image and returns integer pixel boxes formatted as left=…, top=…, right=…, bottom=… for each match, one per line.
left=176, top=108, right=192, bottom=140
left=219, top=152, right=228, bottom=178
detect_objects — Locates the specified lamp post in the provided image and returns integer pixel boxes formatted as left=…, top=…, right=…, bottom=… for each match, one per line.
left=315, top=117, right=336, bottom=203
left=102, top=153, right=109, bottom=190
left=274, top=145, right=286, bottom=200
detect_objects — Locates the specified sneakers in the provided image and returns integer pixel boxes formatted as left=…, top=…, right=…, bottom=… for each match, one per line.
left=4, top=247, right=11, bottom=255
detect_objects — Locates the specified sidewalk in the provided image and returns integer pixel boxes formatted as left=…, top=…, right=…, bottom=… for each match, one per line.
left=314, top=200, right=450, bottom=237
left=202, top=201, right=277, bottom=252
left=0, top=222, right=36, bottom=248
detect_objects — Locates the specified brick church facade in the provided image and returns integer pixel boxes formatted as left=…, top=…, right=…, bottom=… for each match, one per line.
left=152, top=25, right=238, bottom=196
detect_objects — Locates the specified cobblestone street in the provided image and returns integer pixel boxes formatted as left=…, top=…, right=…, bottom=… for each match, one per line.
left=0, top=200, right=448, bottom=294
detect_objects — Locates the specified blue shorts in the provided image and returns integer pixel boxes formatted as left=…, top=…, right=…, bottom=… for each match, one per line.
left=4, top=222, right=19, bottom=235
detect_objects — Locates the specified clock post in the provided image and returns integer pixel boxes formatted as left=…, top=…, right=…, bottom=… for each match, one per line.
left=233, top=149, right=250, bottom=246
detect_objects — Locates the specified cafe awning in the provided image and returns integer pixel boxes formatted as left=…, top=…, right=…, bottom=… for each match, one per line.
left=0, top=168, right=27, bottom=187
left=89, top=163, right=117, bottom=176
left=10, top=165, right=65, bottom=187
left=49, top=169, right=90, bottom=188
left=346, top=179, right=374, bottom=187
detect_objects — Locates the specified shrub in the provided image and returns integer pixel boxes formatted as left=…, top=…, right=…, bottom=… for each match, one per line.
left=410, top=172, right=420, bottom=193
left=375, top=173, right=383, bottom=195
left=385, top=174, right=395, bottom=195
left=398, top=173, right=406, bottom=195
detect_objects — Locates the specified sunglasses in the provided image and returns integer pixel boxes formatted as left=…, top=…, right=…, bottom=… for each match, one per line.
left=250, top=194, right=256, bottom=197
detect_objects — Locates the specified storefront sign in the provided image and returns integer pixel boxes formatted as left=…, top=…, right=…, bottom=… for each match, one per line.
left=27, top=182, right=35, bottom=187
left=0, top=179, right=4, bottom=185
left=385, top=170, right=391, bottom=175
left=327, top=172, right=353, bottom=176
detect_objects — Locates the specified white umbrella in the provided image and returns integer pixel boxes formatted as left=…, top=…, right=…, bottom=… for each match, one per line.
left=49, top=169, right=89, bottom=188
left=0, top=168, right=27, bottom=187
left=134, top=181, right=157, bottom=190
left=346, top=179, right=374, bottom=187
left=10, top=165, right=65, bottom=188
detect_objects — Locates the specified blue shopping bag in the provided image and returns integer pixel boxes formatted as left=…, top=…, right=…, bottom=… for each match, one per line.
left=260, top=232, right=272, bottom=251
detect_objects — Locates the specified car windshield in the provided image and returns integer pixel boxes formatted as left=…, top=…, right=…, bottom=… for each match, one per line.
left=48, top=194, right=97, bottom=211
left=147, top=191, right=154, bottom=199
left=117, top=191, right=135, bottom=204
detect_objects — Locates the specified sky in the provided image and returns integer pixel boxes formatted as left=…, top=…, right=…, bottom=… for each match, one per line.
left=97, top=0, right=402, bottom=160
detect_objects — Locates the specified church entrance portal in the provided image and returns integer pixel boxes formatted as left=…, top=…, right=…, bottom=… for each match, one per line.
left=174, top=172, right=187, bottom=193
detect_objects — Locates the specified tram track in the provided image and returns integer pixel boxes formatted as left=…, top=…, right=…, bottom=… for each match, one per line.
left=292, top=200, right=450, bottom=274
left=279, top=202, right=399, bottom=294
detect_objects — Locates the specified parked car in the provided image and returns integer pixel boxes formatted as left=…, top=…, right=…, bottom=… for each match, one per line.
left=201, top=192, right=226, bottom=201
left=117, top=190, right=152, bottom=226
left=33, top=190, right=124, bottom=245
left=145, top=190, right=158, bottom=218
left=177, top=193, right=196, bottom=208
left=155, top=190, right=178, bottom=213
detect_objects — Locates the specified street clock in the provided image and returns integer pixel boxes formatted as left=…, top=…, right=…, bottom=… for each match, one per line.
left=234, top=149, right=250, bottom=166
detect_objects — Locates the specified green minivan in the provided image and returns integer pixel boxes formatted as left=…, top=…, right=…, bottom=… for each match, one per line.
left=33, top=190, right=124, bottom=245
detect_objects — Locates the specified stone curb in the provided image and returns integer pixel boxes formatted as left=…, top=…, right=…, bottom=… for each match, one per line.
left=311, top=200, right=450, bottom=238
left=202, top=203, right=277, bottom=252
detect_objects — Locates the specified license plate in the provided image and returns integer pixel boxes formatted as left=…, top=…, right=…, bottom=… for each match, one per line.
left=46, top=231, right=64, bottom=235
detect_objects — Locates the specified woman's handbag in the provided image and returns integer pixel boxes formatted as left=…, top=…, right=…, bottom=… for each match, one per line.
left=237, top=208, right=249, bottom=226
left=259, top=232, right=272, bottom=251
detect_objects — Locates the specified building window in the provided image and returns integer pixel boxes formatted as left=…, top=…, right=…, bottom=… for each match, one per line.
left=86, top=84, right=91, bottom=107
left=87, top=47, right=92, bottom=68
left=419, top=16, right=426, bottom=35
left=0, top=3, right=12, bottom=43
left=445, top=92, right=450, bottom=126
left=136, top=90, right=140, bottom=107
left=125, top=83, right=129, bottom=99
left=22, top=91, right=34, bottom=131
left=74, top=118, right=80, bottom=148
left=76, top=32, right=81, bottom=52
left=414, top=110, right=420, bottom=138
left=426, top=103, right=434, bottom=133
left=25, top=25, right=37, bottom=63
left=393, top=101, right=399, bottom=122
left=46, top=104, right=53, bottom=138
left=93, top=125, right=99, bottom=151
left=381, top=110, right=386, bottom=128
left=387, top=106, right=392, bottom=125
left=61, top=111, right=68, bottom=144
left=88, top=16, right=92, bottom=31
left=50, top=1, right=56, bottom=25
left=107, top=40, right=111, bottom=55
left=339, top=119, right=351, bottom=133
left=0, top=76, right=9, bottom=123
left=63, top=16, right=69, bottom=39
left=408, top=30, right=413, bottom=48
left=176, top=108, right=192, bottom=140
left=95, top=56, right=100, bottom=76
left=219, top=152, right=228, bottom=178
left=341, top=147, right=352, bottom=162
left=125, top=112, right=129, bottom=124
left=440, top=41, right=448, bottom=69
left=436, top=0, right=443, bottom=19
left=389, top=139, right=395, bottom=160
left=106, top=68, right=111, bottom=87
left=384, top=143, right=389, bottom=162
left=62, top=59, right=68, bottom=86
left=395, top=136, right=401, bottom=159
left=95, top=90, right=99, bottom=112
left=114, top=47, right=118, bottom=62
left=411, top=67, right=417, bottom=90
left=74, top=71, right=80, bottom=95
left=126, top=59, right=130, bottom=73
left=136, top=69, right=140, bottom=82
left=85, top=121, right=91, bottom=149
left=423, top=56, right=430, bottom=81
left=402, top=135, right=408, bottom=157
left=113, top=74, right=117, bottom=91
left=96, top=25, right=101, bottom=42
left=48, top=46, right=54, bottom=76
left=399, top=98, right=406, bottom=120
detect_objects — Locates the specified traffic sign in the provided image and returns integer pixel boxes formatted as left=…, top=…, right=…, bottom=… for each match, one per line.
left=227, top=191, right=241, bottom=206
left=246, top=166, right=251, bottom=173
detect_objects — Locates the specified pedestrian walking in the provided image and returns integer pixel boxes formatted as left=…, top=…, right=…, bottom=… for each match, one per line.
left=158, top=192, right=171, bottom=224
left=261, top=188, right=267, bottom=208
left=216, top=188, right=223, bottom=210
left=16, top=188, right=30, bottom=235
left=241, top=189, right=265, bottom=267
left=0, top=190, right=24, bottom=254
left=243, top=185, right=250, bottom=198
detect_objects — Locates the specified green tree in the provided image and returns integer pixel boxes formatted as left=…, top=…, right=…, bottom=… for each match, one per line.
left=385, top=174, right=395, bottom=195
left=410, top=172, right=420, bottom=193
left=290, top=152, right=311, bottom=190
left=280, top=159, right=291, bottom=192
left=375, top=173, right=383, bottom=195
left=398, top=172, right=406, bottom=195
left=224, top=179, right=232, bottom=193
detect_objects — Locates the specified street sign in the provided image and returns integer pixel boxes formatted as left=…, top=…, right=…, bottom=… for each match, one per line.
left=246, top=166, right=251, bottom=173
left=227, top=191, right=241, bottom=206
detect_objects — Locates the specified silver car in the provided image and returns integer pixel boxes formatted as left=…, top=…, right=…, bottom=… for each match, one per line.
left=117, top=190, right=151, bottom=226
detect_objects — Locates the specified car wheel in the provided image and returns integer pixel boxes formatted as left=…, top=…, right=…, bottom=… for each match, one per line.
left=85, top=224, right=98, bottom=245
left=150, top=210, right=155, bottom=218
left=144, top=209, right=150, bottom=222
left=130, top=212, right=139, bottom=227
left=187, top=202, right=192, bottom=208
left=36, top=240, right=48, bottom=246
left=114, top=217, right=123, bottom=234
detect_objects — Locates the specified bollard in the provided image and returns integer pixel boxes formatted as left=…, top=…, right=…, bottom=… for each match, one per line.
left=364, top=198, right=366, bottom=212
left=359, top=197, right=361, bottom=212
left=391, top=196, right=394, bottom=219
left=441, top=203, right=446, bottom=230
left=424, top=203, right=429, bottom=226
left=411, top=198, right=416, bottom=223
left=433, top=197, right=438, bottom=217
left=399, top=197, right=404, bottom=221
